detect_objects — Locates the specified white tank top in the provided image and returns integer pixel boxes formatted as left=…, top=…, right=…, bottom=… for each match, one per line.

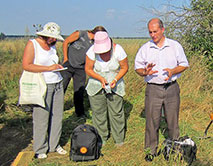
left=31, top=39, right=63, bottom=84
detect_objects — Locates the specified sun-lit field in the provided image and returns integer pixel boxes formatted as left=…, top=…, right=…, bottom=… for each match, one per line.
left=0, top=38, right=212, bottom=166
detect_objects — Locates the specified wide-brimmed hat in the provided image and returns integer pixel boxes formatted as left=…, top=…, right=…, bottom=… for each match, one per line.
left=94, top=31, right=111, bottom=54
left=36, top=22, right=64, bottom=41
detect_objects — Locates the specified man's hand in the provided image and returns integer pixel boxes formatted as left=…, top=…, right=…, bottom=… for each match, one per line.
left=144, top=63, right=158, bottom=76
left=135, top=63, right=158, bottom=77
left=163, top=68, right=173, bottom=81
left=163, top=66, right=188, bottom=81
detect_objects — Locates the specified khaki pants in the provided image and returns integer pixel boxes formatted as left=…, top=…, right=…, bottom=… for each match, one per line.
left=145, top=82, right=180, bottom=154
left=89, top=90, right=125, bottom=144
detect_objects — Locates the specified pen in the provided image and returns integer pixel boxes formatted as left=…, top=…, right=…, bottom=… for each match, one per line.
left=52, top=60, right=57, bottom=64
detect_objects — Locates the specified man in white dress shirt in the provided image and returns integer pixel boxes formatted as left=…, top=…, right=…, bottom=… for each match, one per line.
left=134, top=18, right=189, bottom=162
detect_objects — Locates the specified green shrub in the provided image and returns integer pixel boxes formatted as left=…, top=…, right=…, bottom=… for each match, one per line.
left=165, top=0, right=213, bottom=70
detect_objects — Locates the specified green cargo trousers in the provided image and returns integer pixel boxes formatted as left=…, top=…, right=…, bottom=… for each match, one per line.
left=88, top=90, right=125, bottom=144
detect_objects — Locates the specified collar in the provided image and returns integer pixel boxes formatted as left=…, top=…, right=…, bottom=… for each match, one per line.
left=150, top=38, right=170, bottom=49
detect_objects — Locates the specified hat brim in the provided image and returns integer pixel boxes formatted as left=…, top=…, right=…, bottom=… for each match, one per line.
left=93, top=39, right=111, bottom=54
left=36, top=31, right=64, bottom=41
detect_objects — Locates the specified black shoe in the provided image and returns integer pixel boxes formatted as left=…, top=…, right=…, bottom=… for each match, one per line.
left=76, top=113, right=87, bottom=118
left=145, top=154, right=155, bottom=162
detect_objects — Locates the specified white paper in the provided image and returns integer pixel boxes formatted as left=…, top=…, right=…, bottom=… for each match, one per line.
left=52, top=67, right=68, bottom=72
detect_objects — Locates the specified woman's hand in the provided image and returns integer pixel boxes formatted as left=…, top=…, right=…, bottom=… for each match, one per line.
left=23, top=41, right=64, bottom=72
left=48, top=64, right=64, bottom=71
left=100, top=77, right=108, bottom=89
left=108, top=57, right=128, bottom=89
left=110, top=79, right=117, bottom=88
left=62, top=59, right=68, bottom=64
left=85, top=56, right=108, bottom=88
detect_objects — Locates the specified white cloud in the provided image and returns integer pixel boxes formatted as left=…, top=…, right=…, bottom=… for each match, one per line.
left=105, top=9, right=116, bottom=19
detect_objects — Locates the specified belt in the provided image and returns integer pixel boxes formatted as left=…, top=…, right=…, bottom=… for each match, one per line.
left=147, top=80, right=176, bottom=88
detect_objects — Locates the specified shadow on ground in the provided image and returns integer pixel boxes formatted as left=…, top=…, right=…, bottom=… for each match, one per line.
left=60, top=98, right=133, bottom=147
left=60, top=92, right=89, bottom=146
left=60, top=114, right=87, bottom=147
left=0, top=110, right=32, bottom=166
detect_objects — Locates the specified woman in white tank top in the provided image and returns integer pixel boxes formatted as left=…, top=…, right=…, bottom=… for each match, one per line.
left=22, top=22, right=67, bottom=159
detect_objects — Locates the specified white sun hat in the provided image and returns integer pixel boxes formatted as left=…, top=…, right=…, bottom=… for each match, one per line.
left=36, top=22, right=64, bottom=41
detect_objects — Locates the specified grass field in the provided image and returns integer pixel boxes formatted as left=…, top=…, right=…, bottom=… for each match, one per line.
left=0, top=38, right=212, bottom=166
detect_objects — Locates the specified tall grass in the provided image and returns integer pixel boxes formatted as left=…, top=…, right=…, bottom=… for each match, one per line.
left=0, top=38, right=212, bottom=166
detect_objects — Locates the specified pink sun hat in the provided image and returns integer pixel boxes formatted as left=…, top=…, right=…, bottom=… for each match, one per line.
left=94, top=31, right=111, bottom=54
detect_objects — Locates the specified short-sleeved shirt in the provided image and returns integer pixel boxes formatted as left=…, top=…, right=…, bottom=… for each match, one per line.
left=134, top=38, right=189, bottom=84
left=86, top=44, right=127, bottom=71
left=68, top=30, right=93, bottom=69
left=86, top=44, right=127, bottom=96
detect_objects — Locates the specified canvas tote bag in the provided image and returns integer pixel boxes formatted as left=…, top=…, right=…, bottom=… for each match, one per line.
left=19, top=40, right=47, bottom=107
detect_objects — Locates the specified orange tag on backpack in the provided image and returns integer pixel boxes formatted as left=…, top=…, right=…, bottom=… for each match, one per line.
left=210, top=113, right=213, bottom=120
left=80, top=147, right=88, bottom=154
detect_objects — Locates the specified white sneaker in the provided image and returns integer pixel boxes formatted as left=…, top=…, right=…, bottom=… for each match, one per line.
left=115, top=142, right=124, bottom=147
left=35, top=153, right=47, bottom=159
left=56, top=146, right=67, bottom=155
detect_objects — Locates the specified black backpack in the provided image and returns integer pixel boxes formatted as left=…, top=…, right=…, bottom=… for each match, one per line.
left=162, top=135, right=197, bottom=166
left=70, top=124, right=102, bottom=162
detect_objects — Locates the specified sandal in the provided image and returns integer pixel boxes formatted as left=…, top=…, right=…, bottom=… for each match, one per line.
left=35, top=153, right=47, bottom=159
left=56, top=145, right=67, bottom=155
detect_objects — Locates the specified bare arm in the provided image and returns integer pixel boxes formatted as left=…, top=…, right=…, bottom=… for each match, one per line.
left=85, top=56, right=107, bottom=88
left=22, top=41, right=63, bottom=72
left=110, top=57, right=128, bottom=88
left=163, top=66, right=188, bottom=81
left=62, top=31, right=80, bottom=63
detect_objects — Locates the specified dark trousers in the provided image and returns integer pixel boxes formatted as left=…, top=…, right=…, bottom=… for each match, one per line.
left=61, top=61, right=86, bottom=116
left=145, top=81, right=180, bottom=154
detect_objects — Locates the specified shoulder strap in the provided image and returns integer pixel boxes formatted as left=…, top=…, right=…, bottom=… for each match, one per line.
left=113, top=43, right=116, bottom=48
left=31, top=39, right=39, bottom=65
left=113, top=43, right=116, bottom=52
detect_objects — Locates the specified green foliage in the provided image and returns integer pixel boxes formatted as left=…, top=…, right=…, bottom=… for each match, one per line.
left=165, top=0, right=213, bottom=70
left=187, top=0, right=213, bottom=69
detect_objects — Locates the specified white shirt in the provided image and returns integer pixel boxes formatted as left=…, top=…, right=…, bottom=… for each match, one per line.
left=86, top=44, right=127, bottom=96
left=134, top=38, right=189, bottom=84
left=86, top=44, right=127, bottom=73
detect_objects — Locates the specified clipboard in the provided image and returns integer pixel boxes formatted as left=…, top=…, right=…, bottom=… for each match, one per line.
left=52, top=67, right=68, bottom=72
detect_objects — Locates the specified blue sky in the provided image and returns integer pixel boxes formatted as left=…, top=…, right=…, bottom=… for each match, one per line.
left=0, top=0, right=190, bottom=37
